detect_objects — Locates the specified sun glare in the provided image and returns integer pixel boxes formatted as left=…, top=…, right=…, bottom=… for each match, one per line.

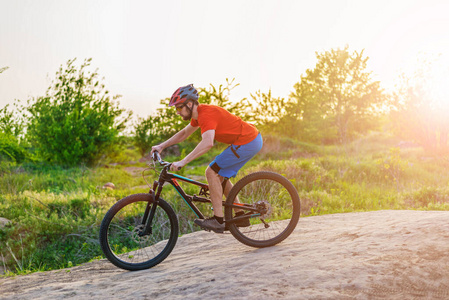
left=426, top=57, right=449, bottom=113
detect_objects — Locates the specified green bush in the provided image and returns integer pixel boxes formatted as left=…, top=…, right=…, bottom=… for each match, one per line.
left=26, top=58, right=130, bottom=166
left=133, top=115, right=160, bottom=156
left=0, top=103, right=28, bottom=167
left=0, top=133, right=26, bottom=163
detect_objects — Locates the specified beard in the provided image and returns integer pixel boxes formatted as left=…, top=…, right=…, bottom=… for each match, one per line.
left=182, top=110, right=192, bottom=121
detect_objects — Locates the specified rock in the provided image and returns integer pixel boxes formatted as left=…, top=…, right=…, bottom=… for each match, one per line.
left=0, top=217, right=11, bottom=229
left=102, top=182, right=116, bottom=190
left=0, top=255, right=6, bottom=275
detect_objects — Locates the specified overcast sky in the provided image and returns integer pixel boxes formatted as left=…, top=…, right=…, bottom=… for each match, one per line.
left=1, top=0, right=449, bottom=118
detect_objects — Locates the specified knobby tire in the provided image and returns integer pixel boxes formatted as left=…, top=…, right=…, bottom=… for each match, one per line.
left=99, top=193, right=179, bottom=271
left=225, top=171, right=300, bottom=248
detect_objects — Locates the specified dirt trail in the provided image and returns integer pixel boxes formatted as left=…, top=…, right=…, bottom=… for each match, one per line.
left=1, top=210, right=449, bottom=299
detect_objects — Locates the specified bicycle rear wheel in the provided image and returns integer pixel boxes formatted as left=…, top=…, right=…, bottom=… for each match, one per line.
left=224, top=171, right=300, bottom=248
left=99, top=193, right=178, bottom=271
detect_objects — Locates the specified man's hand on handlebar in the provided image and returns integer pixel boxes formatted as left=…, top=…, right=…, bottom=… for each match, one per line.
left=171, top=161, right=185, bottom=172
left=151, top=151, right=161, bottom=162
left=151, top=150, right=184, bottom=171
left=151, top=145, right=164, bottom=156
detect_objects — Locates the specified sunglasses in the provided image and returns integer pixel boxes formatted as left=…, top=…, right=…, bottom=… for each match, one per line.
left=175, top=104, right=185, bottom=112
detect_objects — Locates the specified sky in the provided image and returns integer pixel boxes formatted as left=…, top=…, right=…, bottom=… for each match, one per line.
left=1, top=0, right=449, bottom=119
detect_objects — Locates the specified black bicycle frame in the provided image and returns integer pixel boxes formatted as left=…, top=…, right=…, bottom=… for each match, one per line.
left=157, top=167, right=210, bottom=219
left=141, top=165, right=260, bottom=235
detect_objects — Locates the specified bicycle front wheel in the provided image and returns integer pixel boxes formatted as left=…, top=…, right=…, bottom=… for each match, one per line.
left=225, top=172, right=300, bottom=248
left=99, top=193, right=178, bottom=271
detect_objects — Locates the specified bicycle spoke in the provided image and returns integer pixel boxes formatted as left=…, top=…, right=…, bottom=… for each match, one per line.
left=225, top=172, right=300, bottom=247
left=100, top=194, right=178, bottom=270
left=108, top=203, right=170, bottom=264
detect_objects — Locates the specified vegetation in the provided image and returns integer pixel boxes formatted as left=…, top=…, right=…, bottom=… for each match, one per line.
left=289, top=47, right=387, bottom=143
left=26, top=58, right=131, bottom=166
left=1, top=134, right=449, bottom=276
left=1, top=68, right=24, bottom=166
left=1, top=47, right=448, bottom=276
left=0, top=102, right=28, bottom=171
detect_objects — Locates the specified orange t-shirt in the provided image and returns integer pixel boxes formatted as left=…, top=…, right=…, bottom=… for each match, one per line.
left=190, top=104, right=259, bottom=145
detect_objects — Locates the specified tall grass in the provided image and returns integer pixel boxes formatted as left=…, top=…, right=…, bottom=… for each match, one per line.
left=243, top=134, right=449, bottom=216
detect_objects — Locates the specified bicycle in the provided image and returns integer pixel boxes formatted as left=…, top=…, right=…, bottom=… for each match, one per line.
left=99, top=151, right=300, bottom=271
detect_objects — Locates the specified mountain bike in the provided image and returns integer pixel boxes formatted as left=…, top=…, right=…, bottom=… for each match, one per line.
left=99, top=151, right=300, bottom=271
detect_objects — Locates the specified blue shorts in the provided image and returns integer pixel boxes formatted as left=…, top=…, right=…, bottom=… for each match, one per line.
left=209, top=133, right=263, bottom=178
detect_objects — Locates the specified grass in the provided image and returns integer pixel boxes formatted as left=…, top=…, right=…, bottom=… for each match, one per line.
left=1, top=133, right=449, bottom=276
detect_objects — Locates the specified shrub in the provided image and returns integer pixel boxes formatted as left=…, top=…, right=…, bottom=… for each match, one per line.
left=26, top=58, right=130, bottom=166
left=0, top=103, right=28, bottom=167
left=0, top=133, right=26, bottom=163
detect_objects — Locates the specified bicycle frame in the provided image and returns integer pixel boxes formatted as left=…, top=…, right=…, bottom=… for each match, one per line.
left=148, top=163, right=261, bottom=227
left=156, top=166, right=210, bottom=219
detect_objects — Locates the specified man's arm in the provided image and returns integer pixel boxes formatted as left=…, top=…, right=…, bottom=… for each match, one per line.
left=152, top=124, right=198, bottom=154
left=171, top=130, right=215, bottom=170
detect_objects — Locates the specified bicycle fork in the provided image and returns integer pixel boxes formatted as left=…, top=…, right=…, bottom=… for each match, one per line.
left=139, top=181, right=160, bottom=236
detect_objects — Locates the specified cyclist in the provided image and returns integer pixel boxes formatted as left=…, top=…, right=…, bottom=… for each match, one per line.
left=151, top=84, right=263, bottom=233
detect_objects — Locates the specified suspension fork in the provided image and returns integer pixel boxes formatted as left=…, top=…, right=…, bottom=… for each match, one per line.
left=140, top=180, right=162, bottom=236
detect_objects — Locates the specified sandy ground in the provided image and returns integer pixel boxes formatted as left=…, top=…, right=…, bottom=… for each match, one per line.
left=1, top=210, right=449, bottom=299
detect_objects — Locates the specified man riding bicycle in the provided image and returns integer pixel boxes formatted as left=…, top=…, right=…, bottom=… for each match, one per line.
left=151, top=84, right=263, bottom=233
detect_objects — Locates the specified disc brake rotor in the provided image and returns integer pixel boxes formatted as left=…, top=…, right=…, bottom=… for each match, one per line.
left=131, top=224, right=150, bottom=243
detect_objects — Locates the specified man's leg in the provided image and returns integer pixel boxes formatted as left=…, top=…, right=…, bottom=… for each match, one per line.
left=222, top=178, right=233, bottom=197
left=205, top=165, right=225, bottom=218
left=223, top=179, right=244, bottom=212
left=193, top=166, right=227, bottom=233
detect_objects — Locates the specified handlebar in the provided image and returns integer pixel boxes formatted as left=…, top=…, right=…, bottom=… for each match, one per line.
left=152, top=151, right=164, bottom=164
left=151, top=151, right=181, bottom=170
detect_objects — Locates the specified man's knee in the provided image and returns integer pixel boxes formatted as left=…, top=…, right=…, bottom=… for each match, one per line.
left=206, top=165, right=223, bottom=181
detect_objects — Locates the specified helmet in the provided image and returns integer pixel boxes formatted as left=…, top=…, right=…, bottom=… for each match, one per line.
left=169, top=84, right=199, bottom=107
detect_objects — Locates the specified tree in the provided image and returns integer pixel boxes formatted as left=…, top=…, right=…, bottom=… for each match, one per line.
left=133, top=97, right=185, bottom=156
left=390, top=54, right=449, bottom=154
left=1, top=67, right=28, bottom=164
left=133, top=115, right=159, bottom=157
left=26, top=58, right=130, bottom=166
left=290, top=46, right=387, bottom=144
left=0, top=104, right=27, bottom=164
left=244, top=90, right=297, bottom=137
left=198, top=78, right=249, bottom=120
left=0, top=103, right=25, bottom=138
